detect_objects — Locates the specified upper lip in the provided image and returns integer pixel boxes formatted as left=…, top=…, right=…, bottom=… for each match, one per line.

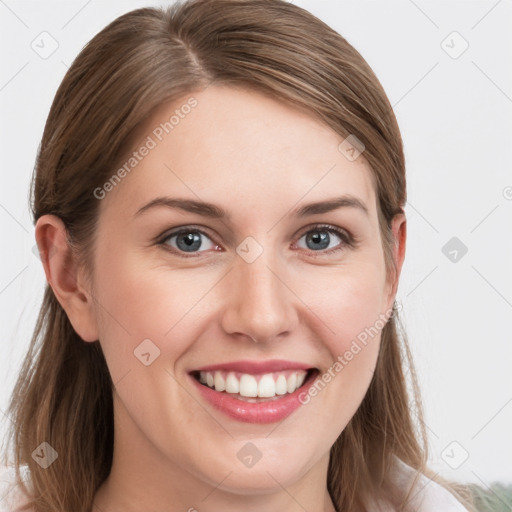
left=191, top=359, right=315, bottom=374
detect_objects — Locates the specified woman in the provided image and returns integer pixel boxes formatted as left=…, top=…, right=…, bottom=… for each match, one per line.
left=1, top=0, right=474, bottom=510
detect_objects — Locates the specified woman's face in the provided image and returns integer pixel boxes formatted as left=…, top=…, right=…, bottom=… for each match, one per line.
left=83, top=85, right=404, bottom=496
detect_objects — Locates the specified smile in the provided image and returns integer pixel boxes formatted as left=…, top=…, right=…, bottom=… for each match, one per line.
left=189, top=360, right=319, bottom=423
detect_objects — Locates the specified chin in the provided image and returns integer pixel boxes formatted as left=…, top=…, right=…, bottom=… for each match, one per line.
left=212, top=467, right=304, bottom=495
left=200, top=448, right=314, bottom=495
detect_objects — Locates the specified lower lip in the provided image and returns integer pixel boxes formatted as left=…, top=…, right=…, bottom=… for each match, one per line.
left=190, top=370, right=318, bottom=424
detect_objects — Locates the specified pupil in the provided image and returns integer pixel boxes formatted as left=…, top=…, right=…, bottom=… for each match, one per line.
left=177, top=232, right=201, bottom=252
left=307, top=231, right=329, bottom=250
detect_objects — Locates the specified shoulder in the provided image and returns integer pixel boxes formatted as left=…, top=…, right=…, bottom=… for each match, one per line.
left=0, top=465, right=34, bottom=512
left=390, top=458, right=470, bottom=512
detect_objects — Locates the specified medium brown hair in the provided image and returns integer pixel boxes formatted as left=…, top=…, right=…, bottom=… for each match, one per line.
left=3, top=1, right=474, bottom=511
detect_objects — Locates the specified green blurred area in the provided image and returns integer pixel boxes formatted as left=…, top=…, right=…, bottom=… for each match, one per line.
left=469, top=483, right=512, bottom=512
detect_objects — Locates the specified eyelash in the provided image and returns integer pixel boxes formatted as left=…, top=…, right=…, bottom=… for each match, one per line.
left=156, top=223, right=356, bottom=259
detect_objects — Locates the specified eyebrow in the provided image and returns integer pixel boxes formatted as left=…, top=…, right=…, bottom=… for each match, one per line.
left=134, top=195, right=369, bottom=220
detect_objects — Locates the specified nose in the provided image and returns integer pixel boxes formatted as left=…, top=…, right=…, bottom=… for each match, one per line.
left=220, top=249, right=299, bottom=345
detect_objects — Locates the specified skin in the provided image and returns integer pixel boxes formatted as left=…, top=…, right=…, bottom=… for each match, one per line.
left=36, top=84, right=406, bottom=512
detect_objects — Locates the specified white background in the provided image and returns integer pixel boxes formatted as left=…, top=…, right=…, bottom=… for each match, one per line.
left=1, top=0, right=511, bottom=491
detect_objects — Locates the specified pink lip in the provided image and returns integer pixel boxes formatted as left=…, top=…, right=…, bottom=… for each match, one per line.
left=191, top=359, right=314, bottom=374
left=189, top=368, right=318, bottom=424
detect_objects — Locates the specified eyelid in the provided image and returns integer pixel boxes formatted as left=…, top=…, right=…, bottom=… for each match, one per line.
left=294, top=223, right=353, bottom=241
left=156, top=224, right=216, bottom=243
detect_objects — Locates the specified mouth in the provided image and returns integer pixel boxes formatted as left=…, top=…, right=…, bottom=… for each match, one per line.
left=187, top=359, right=320, bottom=423
left=190, top=368, right=318, bottom=402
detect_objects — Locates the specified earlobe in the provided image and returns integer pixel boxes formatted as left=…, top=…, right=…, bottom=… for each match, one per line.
left=392, top=213, right=407, bottom=278
left=34, top=214, right=99, bottom=342
left=386, top=213, right=407, bottom=310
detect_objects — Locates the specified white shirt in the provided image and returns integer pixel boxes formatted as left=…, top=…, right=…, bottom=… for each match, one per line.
left=0, top=459, right=469, bottom=512
left=366, top=458, right=470, bottom=511
left=0, top=465, right=30, bottom=512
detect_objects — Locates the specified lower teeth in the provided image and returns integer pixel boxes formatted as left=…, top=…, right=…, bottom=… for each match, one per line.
left=229, top=393, right=284, bottom=402
left=202, top=385, right=299, bottom=401
left=200, top=383, right=288, bottom=401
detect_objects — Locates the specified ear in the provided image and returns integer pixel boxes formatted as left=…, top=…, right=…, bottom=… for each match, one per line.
left=384, top=212, right=406, bottom=311
left=34, top=214, right=99, bottom=342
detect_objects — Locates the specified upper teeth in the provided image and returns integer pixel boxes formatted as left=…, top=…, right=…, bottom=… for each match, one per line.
left=198, top=370, right=308, bottom=398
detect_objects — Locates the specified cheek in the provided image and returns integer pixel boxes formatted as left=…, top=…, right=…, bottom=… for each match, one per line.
left=91, top=251, right=222, bottom=375
left=292, top=261, right=387, bottom=416
left=296, top=262, right=388, bottom=354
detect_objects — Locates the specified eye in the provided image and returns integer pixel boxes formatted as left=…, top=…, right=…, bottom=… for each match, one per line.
left=295, top=224, right=353, bottom=256
left=158, top=227, right=220, bottom=256
left=157, top=223, right=354, bottom=258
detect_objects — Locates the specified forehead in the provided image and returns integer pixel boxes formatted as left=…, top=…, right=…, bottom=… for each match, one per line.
left=102, top=85, right=377, bottom=219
